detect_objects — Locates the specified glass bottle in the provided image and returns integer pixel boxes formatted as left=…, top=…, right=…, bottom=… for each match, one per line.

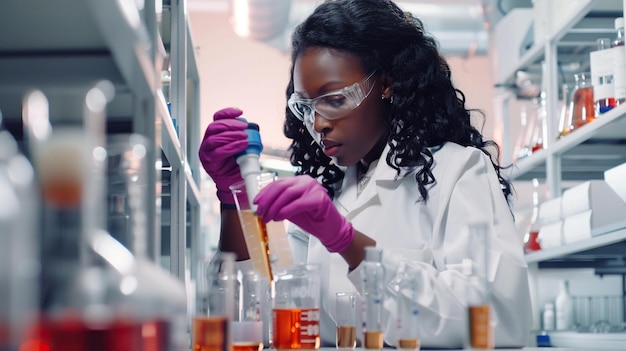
left=390, top=262, right=420, bottom=351
left=464, top=223, right=493, bottom=350
left=362, top=247, right=385, bottom=350
left=570, top=72, right=595, bottom=131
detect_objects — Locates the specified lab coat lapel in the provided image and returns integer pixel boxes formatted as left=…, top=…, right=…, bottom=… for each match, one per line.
left=336, top=152, right=401, bottom=218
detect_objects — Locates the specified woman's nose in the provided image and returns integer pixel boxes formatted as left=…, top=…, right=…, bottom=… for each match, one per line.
left=312, top=112, right=332, bottom=133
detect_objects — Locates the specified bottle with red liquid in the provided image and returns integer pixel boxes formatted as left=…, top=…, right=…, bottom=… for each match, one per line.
left=570, top=72, right=595, bottom=131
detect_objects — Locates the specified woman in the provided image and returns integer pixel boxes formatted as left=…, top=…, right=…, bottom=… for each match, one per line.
left=200, top=0, right=532, bottom=348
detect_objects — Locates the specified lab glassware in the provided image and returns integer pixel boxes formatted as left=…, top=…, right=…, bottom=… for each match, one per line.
left=464, top=222, right=493, bottom=350
left=362, top=247, right=385, bottom=350
left=232, top=270, right=264, bottom=351
left=391, top=262, right=421, bottom=351
left=335, top=292, right=358, bottom=349
left=272, top=264, right=321, bottom=350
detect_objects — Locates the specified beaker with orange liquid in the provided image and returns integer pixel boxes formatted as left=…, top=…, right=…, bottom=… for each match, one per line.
left=272, top=264, right=321, bottom=350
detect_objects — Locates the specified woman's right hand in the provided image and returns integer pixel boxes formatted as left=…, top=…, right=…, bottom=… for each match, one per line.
left=198, top=107, right=249, bottom=205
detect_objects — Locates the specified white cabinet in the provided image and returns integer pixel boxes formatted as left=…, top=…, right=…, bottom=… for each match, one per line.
left=0, top=0, right=201, bottom=327
left=492, top=0, right=626, bottom=346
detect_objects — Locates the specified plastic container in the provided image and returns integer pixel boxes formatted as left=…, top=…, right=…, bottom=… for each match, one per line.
left=555, top=280, right=574, bottom=331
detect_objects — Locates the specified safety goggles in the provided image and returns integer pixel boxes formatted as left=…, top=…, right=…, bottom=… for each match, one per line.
left=287, top=71, right=377, bottom=123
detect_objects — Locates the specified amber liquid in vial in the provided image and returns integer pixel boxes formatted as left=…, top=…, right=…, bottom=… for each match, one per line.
left=468, top=304, right=492, bottom=349
left=363, top=330, right=383, bottom=350
left=398, top=338, right=420, bottom=350
left=336, top=325, right=356, bottom=348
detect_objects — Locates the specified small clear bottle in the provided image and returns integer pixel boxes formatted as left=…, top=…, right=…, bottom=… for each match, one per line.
left=362, top=247, right=385, bottom=350
left=543, top=303, right=555, bottom=331
left=391, top=262, right=420, bottom=351
left=464, top=223, right=493, bottom=350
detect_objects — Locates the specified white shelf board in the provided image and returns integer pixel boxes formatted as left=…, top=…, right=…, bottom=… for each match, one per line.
left=525, top=227, right=626, bottom=263
left=0, top=0, right=155, bottom=99
left=496, top=0, right=622, bottom=86
left=508, top=104, right=626, bottom=181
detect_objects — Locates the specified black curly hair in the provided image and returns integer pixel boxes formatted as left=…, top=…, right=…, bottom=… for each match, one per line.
left=283, top=0, right=512, bottom=203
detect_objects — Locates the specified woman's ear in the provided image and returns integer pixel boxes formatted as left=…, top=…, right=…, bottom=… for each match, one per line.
left=381, top=75, right=393, bottom=99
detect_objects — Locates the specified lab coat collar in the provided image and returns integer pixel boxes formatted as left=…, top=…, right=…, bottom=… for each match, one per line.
left=335, top=144, right=409, bottom=217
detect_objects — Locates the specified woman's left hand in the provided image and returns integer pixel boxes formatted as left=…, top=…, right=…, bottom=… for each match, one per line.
left=253, top=175, right=354, bottom=253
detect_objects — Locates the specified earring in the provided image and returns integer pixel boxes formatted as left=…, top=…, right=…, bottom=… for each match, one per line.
left=381, top=94, right=386, bottom=100
left=389, top=95, right=394, bottom=104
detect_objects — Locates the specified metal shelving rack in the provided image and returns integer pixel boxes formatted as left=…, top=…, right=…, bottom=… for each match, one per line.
left=493, top=0, right=626, bottom=342
left=0, top=0, right=201, bottom=326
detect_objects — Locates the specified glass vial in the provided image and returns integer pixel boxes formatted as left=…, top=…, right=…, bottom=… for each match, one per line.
left=464, top=223, right=493, bottom=350
left=335, top=292, right=358, bottom=350
left=391, top=262, right=420, bottom=351
left=362, top=247, right=385, bottom=350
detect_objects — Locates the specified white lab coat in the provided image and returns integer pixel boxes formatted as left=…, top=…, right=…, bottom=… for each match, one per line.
left=287, top=142, right=533, bottom=348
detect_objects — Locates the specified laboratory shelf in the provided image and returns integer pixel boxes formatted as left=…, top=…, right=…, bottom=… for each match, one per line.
left=525, top=227, right=626, bottom=265
left=496, top=0, right=623, bottom=87
left=508, top=104, right=626, bottom=181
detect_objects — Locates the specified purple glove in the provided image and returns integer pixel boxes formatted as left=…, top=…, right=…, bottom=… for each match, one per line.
left=253, top=175, right=355, bottom=253
left=199, top=107, right=248, bottom=205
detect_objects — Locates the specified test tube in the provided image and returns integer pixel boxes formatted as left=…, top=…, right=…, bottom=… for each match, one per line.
left=362, top=247, right=384, bottom=350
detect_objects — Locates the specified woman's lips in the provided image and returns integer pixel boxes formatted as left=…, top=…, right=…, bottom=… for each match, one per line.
left=321, top=139, right=341, bottom=157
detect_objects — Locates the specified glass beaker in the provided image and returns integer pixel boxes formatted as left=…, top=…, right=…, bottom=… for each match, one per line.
left=272, top=264, right=321, bottom=350
left=570, top=72, right=595, bottom=131
left=230, top=172, right=294, bottom=283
